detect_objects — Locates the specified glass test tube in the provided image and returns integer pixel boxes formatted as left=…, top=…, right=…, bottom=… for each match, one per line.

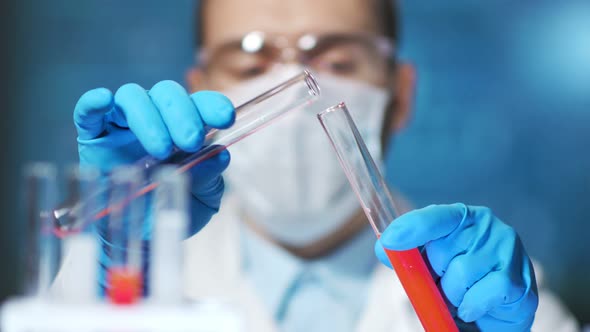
left=52, top=69, right=320, bottom=235
left=317, top=103, right=458, bottom=332
left=150, top=166, right=189, bottom=304
left=106, top=166, right=144, bottom=305
left=60, top=166, right=100, bottom=303
left=24, top=163, right=60, bottom=297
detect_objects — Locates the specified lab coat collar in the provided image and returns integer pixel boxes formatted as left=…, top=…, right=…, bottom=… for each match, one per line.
left=240, top=219, right=378, bottom=320
left=240, top=224, right=303, bottom=318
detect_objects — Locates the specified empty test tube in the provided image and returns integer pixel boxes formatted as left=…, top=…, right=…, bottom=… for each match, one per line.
left=318, top=103, right=458, bottom=332
left=150, top=166, right=189, bottom=304
left=59, top=166, right=101, bottom=303
left=24, top=163, right=60, bottom=297
left=52, top=70, right=320, bottom=235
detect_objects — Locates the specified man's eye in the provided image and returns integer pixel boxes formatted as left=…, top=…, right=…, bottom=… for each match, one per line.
left=236, top=65, right=267, bottom=79
left=326, top=60, right=357, bottom=75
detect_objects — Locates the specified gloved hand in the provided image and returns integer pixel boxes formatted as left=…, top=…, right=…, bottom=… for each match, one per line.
left=374, top=203, right=538, bottom=331
left=74, top=81, right=235, bottom=234
left=73, top=81, right=235, bottom=296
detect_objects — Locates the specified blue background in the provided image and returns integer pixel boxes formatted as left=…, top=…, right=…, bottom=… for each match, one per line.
left=3, top=0, right=589, bottom=323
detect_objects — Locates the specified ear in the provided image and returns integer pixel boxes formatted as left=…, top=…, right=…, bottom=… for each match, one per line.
left=389, top=62, right=416, bottom=133
left=186, top=67, right=206, bottom=93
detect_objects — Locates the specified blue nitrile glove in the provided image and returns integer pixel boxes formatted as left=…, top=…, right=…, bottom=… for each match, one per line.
left=73, top=81, right=235, bottom=294
left=74, top=81, right=235, bottom=234
left=374, top=204, right=538, bottom=331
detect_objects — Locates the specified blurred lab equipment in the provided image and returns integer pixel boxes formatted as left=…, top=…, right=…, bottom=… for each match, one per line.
left=2, top=70, right=321, bottom=331
left=1, top=163, right=244, bottom=332
left=318, top=103, right=458, bottom=332
left=52, top=70, right=320, bottom=234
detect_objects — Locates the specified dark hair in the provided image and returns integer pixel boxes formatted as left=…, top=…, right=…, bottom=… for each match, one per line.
left=193, top=0, right=399, bottom=48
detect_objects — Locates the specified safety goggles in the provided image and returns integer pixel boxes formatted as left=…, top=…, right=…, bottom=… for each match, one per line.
left=197, top=31, right=396, bottom=88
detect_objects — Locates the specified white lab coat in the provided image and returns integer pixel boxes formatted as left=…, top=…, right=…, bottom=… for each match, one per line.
left=54, top=194, right=580, bottom=332
left=182, top=195, right=580, bottom=332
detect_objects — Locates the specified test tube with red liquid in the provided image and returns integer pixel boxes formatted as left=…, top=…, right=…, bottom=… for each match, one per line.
left=318, top=103, right=458, bottom=332
left=105, top=166, right=144, bottom=305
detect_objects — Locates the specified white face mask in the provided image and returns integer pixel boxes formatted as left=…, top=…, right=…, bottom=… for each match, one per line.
left=223, top=65, right=390, bottom=246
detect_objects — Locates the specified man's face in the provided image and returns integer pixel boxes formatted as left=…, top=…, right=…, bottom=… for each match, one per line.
left=189, top=0, right=415, bottom=137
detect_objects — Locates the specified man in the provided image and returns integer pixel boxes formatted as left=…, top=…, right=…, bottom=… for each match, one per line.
left=65, top=0, right=579, bottom=331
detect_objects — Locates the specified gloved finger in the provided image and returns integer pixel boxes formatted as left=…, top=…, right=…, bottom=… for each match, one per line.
left=475, top=266, right=537, bottom=332
left=439, top=251, right=497, bottom=307
left=486, top=257, right=538, bottom=322
left=457, top=269, right=530, bottom=323
left=191, top=91, right=236, bottom=129
left=189, top=197, right=219, bottom=235
left=380, top=203, right=467, bottom=251
left=374, top=241, right=393, bottom=269
left=74, top=88, right=115, bottom=140
left=190, top=149, right=231, bottom=198
left=148, top=81, right=205, bottom=152
left=474, top=313, right=535, bottom=332
left=187, top=151, right=230, bottom=234
left=425, top=206, right=495, bottom=276
left=114, top=83, right=173, bottom=159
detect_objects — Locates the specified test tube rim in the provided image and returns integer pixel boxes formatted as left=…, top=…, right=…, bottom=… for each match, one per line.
left=110, top=165, right=143, bottom=184
left=24, top=162, right=58, bottom=179
left=317, top=101, right=346, bottom=118
left=66, top=165, right=101, bottom=182
left=303, top=69, right=321, bottom=97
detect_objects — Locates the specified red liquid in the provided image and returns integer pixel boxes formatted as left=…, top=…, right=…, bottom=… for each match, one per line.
left=107, top=267, right=142, bottom=305
left=384, top=247, right=458, bottom=332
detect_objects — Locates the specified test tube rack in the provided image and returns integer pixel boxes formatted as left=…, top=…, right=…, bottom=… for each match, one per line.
left=1, top=297, right=244, bottom=332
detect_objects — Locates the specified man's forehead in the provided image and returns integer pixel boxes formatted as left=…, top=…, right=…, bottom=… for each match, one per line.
left=202, top=0, right=380, bottom=47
